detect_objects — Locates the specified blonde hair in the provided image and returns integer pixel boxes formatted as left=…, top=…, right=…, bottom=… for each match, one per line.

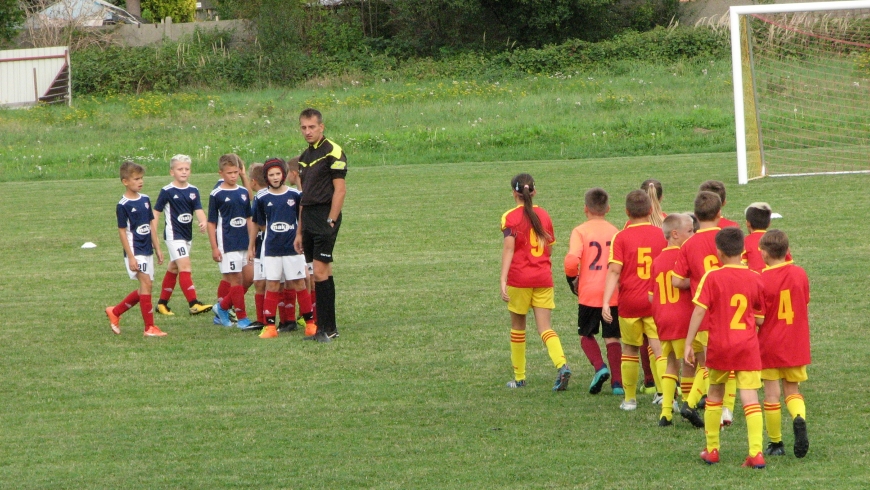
left=170, top=154, right=192, bottom=169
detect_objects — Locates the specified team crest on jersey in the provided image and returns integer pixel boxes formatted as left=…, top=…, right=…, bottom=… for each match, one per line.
left=241, top=194, right=247, bottom=202
left=178, top=213, right=193, bottom=224
left=270, top=222, right=294, bottom=233
left=136, top=224, right=151, bottom=235
left=189, top=193, right=196, bottom=200
left=287, top=199, right=296, bottom=207
left=230, top=217, right=246, bottom=227
left=145, top=202, right=150, bottom=209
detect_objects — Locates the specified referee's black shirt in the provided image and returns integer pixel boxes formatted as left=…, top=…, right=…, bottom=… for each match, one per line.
left=298, top=137, right=347, bottom=207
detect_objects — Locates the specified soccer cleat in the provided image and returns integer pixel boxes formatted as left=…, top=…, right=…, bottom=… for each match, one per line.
left=189, top=301, right=213, bottom=315
left=304, top=321, right=317, bottom=337
left=314, top=331, right=332, bottom=343
left=741, top=452, right=766, bottom=469
left=553, top=364, right=571, bottom=391
left=228, top=308, right=238, bottom=323
left=235, top=317, right=253, bottom=329
left=612, top=382, right=625, bottom=396
left=277, top=321, right=298, bottom=333
left=156, top=303, right=174, bottom=316
left=673, top=400, right=682, bottom=414
left=296, top=315, right=306, bottom=330
left=700, top=448, right=720, bottom=465
left=680, top=402, right=705, bottom=428
left=105, top=307, right=121, bottom=335
left=658, top=416, right=673, bottom=427
left=589, top=366, right=610, bottom=395
left=697, top=394, right=708, bottom=410
left=259, top=324, right=278, bottom=338
left=143, top=325, right=167, bottom=337
left=213, top=304, right=232, bottom=327
left=212, top=315, right=222, bottom=325
left=764, top=441, right=786, bottom=456
left=641, top=382, right=657, bottom=395
left=506, top=379, right=526, bottom=388
left=652, top=393, right=664, bottom=405
left=240, top=321, right=265, bottom=331
left=326, top=331, right=339, bottom=340
left=619, top=399, right=638, bottom=411
left=721, top=407, right=733, bottom=427
left=793, top=415, right=809, bottom=458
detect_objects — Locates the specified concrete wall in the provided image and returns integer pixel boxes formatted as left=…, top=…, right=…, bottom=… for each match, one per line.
left=113, top=18, right=253, bottom=47
left=680, top=0, right=846, bottom=24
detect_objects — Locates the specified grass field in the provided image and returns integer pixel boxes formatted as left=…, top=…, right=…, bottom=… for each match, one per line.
left=1, top=153, right=868, bottom=488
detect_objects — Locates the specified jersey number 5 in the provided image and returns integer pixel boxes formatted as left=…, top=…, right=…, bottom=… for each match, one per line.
left=637, top=247, right=652, bottom=280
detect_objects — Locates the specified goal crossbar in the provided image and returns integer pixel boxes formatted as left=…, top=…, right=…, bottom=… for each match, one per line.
left=730, top=0, right=870, bottom=184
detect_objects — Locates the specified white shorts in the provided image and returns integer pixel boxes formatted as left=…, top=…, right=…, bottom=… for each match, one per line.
left=253, top=258, right=266, bottom=281
left=166, top=240, right=192, bottom=262
left=264, top=255, right=307, bottom=282
left=219, top=250, right=247, bottom=274
left=125, top=255, right=154, bottom=280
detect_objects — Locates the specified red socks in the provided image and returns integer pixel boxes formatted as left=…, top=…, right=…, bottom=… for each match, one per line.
left=640, top=337, right=654, bottom=385
left=217, top=280, right=230, bottom=303
left=114, top=290, right=140, bottom=316
left=281, top=289, right=297, bottom=323
left=140, top=294, right=154, bottom=327
left=159, top=272, right=177, bottom=302
left=264, top=291, right=280, bottom=325
left=179, top=271, right=197, bottom=303
left=255, top=293, right=265, bottom=324
left=580, top=336, right=606, bottom=371
left=297, top=289, right=313, bottom=320
left=230, top=285, right=247, bottom=319
left=606, top=342, right=623, bottom=385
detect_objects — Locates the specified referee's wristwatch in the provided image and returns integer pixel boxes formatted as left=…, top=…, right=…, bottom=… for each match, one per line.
left=327, top=218, right=336, bottom=226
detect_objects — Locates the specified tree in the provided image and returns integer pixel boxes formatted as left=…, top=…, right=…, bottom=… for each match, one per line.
left=0, top=0, right=23, bottom=44
left=141, top=0, right=195, bottom=22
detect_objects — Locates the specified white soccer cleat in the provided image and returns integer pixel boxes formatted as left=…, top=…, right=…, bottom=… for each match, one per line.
left=619, top=399, right=638, bottom=411
left=721, top=407, right=733, bottom=427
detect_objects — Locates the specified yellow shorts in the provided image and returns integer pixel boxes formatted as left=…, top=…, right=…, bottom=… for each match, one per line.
left=692, top=331, right=708, bottom=351
left=618, top=316, right=658, bottom=347
left=761, top=366, right=808, bottom=383
left=661, top=338, right=686, bottom=360
left=507, top=286, right=555, bottom=315
left=708, top=369, right=761, bottom=390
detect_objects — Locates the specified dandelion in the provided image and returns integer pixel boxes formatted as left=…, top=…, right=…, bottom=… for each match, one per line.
left=702, top=69, right=708, bottom=75
left=853, top=82, right=860, bottom=87
left=265, top=120, right=270, bottom=125
left=441, top=128, right=445, bottom=131
left=355, top=124, right=359, bottom=127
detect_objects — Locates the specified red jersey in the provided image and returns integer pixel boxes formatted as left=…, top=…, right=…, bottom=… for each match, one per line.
left=649, top=247, right=694, bottom=341
left=564, top=218, right=619, bottom=307
left=673, top=227, right=722, bottom=297
left=501, top=205, right=555, bottom=288
left=718, top=217, right=739, bottom=228
left=743, top=230, right=793, bottom=273
left=759, top=263, right=811, bottom=368
left=693, top=265, right=765, bottom=371
left=609, top=222, right=667, bottom=318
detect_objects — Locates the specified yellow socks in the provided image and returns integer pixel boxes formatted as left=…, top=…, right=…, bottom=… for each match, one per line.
left=723, top=372, right=737, bottom=412
left=648, top=346, right=662, bottom=393
left=681, top=375, right=695, bottom=403
left=704, top=399, right=723, bottom=451
left=540, top=329, right=566, bottom=369
left=661, top=374, right=679, bottom=420
left=786, top=394, right=806, bottom=420
left=744, top=403, right=764, bottom=456
left=764, top=402, right=782, bottom=443
left=621, top=354, right=639, bottom=401
left=510, top=329, right=526, bottom=382
left=687, top=366, right=708, bottom=408
left=654, top=353, right=667, bottom=394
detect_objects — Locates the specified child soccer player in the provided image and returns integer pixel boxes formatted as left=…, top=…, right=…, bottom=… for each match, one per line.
left=699, top=180, right=739, bottom=229
left=105, top=161, right=167, bottom=337
left=152, top=154, right=212, bottom=317
left=743, top=202, right=793, bottom=273
left=602, top=190, right=667, bottom=410
left=758, top=229, right=811, bottom=458
left=249, top=158, right=316, bottom=339
left=684, top=227, right=766, bottom=469
left=501, top=173, right=571, bottom=390
left=649, top=213, right=697, bottom=426
left=672, top=191, right=737, bottom=426
left=208, top=153, right=254, bottom=329
left=239, top=162, right=267, bottom=331
left=564, top=188, right=622, bottom=395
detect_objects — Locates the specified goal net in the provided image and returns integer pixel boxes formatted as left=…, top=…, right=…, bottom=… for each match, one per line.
left=731, top=1, right=870, bottom=184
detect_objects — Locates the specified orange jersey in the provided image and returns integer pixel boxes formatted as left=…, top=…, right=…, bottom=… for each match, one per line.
left=609, top=222, right=667, bottom=318
left=564, top=218, right=619, bottom=307
left=501, top=205, right=555, bottom=288
left=649, top=247, right=694, bottom=341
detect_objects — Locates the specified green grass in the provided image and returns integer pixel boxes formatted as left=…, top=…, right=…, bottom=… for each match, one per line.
left=1, top=154, right=868, bottom=488
left=0, top=59, right=735, bottom=182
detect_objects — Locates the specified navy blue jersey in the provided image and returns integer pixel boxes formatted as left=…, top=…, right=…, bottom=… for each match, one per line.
left=154, top=183, right=202, bottom=241
left=208, top=185, right=251, bottom=253
left=250, top=194, right=265, bottom=259
left=116, top=193, right=155, bottom=257
left=252, top=187, right=302, bottom=257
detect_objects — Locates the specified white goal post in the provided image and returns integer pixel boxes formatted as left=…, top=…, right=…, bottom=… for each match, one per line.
left=731, top=0, right=870, bottom=184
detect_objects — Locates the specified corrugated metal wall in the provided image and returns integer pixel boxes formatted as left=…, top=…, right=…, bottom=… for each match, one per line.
left=0, top=46, right=70, bottom=108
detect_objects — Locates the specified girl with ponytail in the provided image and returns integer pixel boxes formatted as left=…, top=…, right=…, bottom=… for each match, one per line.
left=500, top=173, right=572, bottom=391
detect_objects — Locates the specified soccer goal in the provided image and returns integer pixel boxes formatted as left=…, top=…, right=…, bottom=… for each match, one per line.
left=731, top=1, right=870, bottom=184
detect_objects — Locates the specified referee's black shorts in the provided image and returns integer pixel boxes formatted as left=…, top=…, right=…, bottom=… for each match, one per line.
left=301, top=204, right=341, bottom=264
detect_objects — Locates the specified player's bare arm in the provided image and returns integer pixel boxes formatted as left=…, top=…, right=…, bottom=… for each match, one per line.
left=672, top=275, right=690, bottom=289
left=684, top=305, right=706, bottom=364
left=207, top=222, right=221, bottom=262
left=601, top=262, right=622, bottom=323
left=195, top=209, right=207, bottom=233
left=118, top=228, right=138, bottom=272
left=329, top=178, right=346, bottom=226
left=500, top=235, right=515, bottom=302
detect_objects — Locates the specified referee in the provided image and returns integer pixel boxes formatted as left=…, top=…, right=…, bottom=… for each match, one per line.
left=294, top=108, right=347, bottom=343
